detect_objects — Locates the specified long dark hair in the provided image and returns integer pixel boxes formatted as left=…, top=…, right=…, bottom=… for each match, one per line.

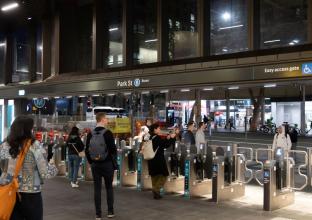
left=149, top=123, right=160, bottom=137
left=8, top=116, right=34, bottom=159
left=69, top=126, right=80, bottom=137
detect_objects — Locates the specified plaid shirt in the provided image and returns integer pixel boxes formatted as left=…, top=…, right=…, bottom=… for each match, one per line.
left=0, top=140, right=56, bottom=193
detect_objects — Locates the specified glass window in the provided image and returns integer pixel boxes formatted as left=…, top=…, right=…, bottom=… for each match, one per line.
left=60, top=0, right=93, bottom=73
left=260, top=0, right=308, bottom=49
left=133, top=0, right=158, bottom=65
left=13, top=29, right=30, bottom=83
left=0, top=34, right=5, bottom=84
left=167, top=0, right=198, bottom=60
left=36, top=26, right=43, bottom=81
left=102, top=0, right=123, bottom=67
left=210, top=0, right=248, bottom=55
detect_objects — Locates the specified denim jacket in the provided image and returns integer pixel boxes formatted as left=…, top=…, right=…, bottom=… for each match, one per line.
left=0, top=140, right=56, bottom=193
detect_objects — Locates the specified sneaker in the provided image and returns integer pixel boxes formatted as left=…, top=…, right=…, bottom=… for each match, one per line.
left=95, top=215, right=102, bottom=220
left=71, top=182, right=79, bottom=188
left=107, top=211, right=115, bottom=218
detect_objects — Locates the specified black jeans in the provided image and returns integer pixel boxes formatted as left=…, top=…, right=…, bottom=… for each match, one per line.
left=10, top=192, right=43, bottom=220
left=91, top=161, right=114, bottom=217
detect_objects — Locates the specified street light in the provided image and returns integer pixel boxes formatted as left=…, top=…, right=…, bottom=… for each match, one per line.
left=1, top=2, right=19, bottom=12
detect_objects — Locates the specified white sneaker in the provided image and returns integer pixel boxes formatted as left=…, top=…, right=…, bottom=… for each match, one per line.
left=71, top=182, right=79, bottom=188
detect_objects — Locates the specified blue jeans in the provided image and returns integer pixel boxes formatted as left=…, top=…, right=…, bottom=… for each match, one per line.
left=68, top=154, right=81, bottom=183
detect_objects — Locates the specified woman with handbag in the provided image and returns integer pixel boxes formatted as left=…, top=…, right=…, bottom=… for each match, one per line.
left=0, top=115, right=58, bottom=220
left=147, top=123, right=176, bottom=200
left=66, top=126, right=85, bottom=188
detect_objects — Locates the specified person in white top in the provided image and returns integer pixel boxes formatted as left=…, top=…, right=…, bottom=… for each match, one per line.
left=195, top=122, right=206, bottom=153
left=272, top=125, right=292, bottom=152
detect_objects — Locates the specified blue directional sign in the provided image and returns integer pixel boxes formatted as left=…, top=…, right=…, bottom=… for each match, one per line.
left=302, top=63, right=312, bottom=74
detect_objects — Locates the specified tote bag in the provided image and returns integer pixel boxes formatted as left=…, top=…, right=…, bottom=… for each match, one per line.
left=142, top=136, right=158, bottom=160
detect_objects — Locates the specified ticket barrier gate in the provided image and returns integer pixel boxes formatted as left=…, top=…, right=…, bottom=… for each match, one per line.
left=184, top=143, right=213, bottom=198
left=118, top=139, right=138, bottom=187
left=262, top=148, right=308, bottom=211
left=211, top=144, right=247, bottom=203
left=136, top=139, right=153, bottom=191
left=53, top=135, right=66, bottom=176
left=163, top=142, right=185, bottom=194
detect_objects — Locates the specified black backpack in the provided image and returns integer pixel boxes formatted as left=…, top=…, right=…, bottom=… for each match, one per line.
left=89, top=129, right=108, bottom=161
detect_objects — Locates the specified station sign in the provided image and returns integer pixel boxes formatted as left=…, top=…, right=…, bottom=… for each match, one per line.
left=116, top=78, right=150, bottom=88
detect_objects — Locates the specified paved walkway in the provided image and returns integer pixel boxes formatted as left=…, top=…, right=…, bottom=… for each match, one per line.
left=43, top=177, right=312, bottom=220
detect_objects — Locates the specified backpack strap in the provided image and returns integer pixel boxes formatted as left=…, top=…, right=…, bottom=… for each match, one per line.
left=13, top=139, right=32, bottom=178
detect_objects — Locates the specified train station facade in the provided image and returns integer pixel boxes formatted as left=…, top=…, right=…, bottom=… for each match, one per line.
left=0, top=0, right=311, bottom=136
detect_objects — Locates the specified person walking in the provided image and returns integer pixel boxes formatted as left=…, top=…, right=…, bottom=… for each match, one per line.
left=272, top=125, right=292, bottom=152
left=195, top=122, right=206, bottom=153
left=66, top=126, right=84, bottom=188
left=85, top=112, right=117, bottom=219
left=183, top=121, right=195, bottom=146
left=0, top=116, right=57, bottom=220
left=148, top=123, right=176, bottom=199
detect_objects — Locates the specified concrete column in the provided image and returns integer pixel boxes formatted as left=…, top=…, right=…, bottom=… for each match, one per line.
left=4, top=34, right=13, bottom=84
left=195, top=89, right=201, bottom=125
left=3, top=99, right=8, bottom=139
left=42, top=19, right=52, bottom=80
left=301, top=85, right=306, bottom=135
left=308, top=0, right=312, bottom=43
left=225, top=90, right=230, bottom=127
left=51, top=12, right=60, bottom=76
left=261, top=98, right=265, bottom=125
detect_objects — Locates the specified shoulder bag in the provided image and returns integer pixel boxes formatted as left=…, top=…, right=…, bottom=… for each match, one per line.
left=141, top=136, right=159, bottom=160
left=70, top=143, right=85, bottom=158
left=0, top=139, right=32, bottom=220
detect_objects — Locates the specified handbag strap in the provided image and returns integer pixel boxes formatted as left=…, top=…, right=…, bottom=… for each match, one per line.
left=70, top=143, right=80, bottom=154
left=13, top=139, right=32, bottom=178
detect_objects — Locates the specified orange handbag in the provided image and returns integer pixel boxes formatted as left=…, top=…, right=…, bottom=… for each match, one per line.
left=0, top=139, right=32, bottom=220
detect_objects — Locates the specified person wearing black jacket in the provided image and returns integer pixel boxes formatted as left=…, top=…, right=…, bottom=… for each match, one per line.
left=66, top=126, right=84, bottom=188
left=183, top=121, right=195, bottom=145
left=85, top=112, right=117, bottom=219
left=148, top=123, right=176, bottom=199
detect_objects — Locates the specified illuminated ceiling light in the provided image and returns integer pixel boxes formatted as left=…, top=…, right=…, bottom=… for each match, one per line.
left=181, top=89, right=190, bottom=92
left=107, top=93, right=115, bottom=96
left=203, top=87, right=214, bottom=91
left=264, top=39, right=280, bottom=44
left=160, top=89, right=169, bottom=93
left=219, top=24, right=243, bottom=30
left=79, top=95, right=86, bottom=98
left=66, top=96, right=72, bottom=98
left=1, top=2, right=19, bottom=11
left=141, top=91, right=150, bottom=95
left=265, top=98, right=271, bottom=100
left=54, top=96, right=60, bottom=99
left=92, top=94, right=100, bottom=97
left=27, top=17, right=32, bottom=20
left=0, top=43, right=5, bottom=47
left=228, top=86, right=239, bottom=90
left=32, top=98, right=37, bottom=100
left=264, top=84, right=276, bottom=88
left=289, top=42, right=295, bottom=46
left=145, top=39, right=158, bottom=43
left=222, top=48, right=228, bottom=52
left=18, top=89, right=25, bottom=96
left=293, top=39, right=299, bottom=44
left=109, top=27, right=118, bottom=32
left=123, top=92, right=131, bottom=96
left=43, top=97, right=49, bottom=100
left=222, top=12, right=231, bottom=21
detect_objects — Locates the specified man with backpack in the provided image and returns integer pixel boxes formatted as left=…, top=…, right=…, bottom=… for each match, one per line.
left=85, top=112, right=117, bottom=219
